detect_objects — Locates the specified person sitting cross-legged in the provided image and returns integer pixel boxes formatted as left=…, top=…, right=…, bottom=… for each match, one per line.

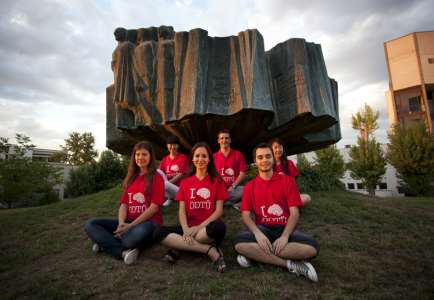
left=84, top=141, right=165, bottom=265
left=233, top=143, right=320, bottom=282
left=154, top=142, right=228, bottom=272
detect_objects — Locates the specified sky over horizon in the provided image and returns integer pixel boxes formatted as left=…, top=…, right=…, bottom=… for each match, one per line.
left=1, top=0, right=433, bottom=153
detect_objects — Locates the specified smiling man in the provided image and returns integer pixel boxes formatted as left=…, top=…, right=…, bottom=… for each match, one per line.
left=233, top=143, right=320, bottom=282
left=213, top=129, right=248, bottom=207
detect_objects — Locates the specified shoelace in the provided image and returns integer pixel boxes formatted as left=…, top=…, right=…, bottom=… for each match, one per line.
left=288, top=261, right=308, bottom=277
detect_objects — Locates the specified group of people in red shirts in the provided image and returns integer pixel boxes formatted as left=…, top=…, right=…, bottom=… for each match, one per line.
left=85, top=130, right=319, bottom=282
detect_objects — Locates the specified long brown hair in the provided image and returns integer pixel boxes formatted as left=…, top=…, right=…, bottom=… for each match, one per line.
left=122, top=141, right=157, bottom=193
left=269, top=138, right=288, bottom=174
left=188, top=142, right=220, bottom=182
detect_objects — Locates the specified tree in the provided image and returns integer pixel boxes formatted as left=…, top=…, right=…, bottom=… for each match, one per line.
left=0, top=134, right=61, bottom=208
left=352, top=103, right=379, bottom=142
left=387, top=123, right=434, bottom=196
left=347, top=104, right=386, bottom=198
left=61, top=132, right=98, bottom=165
left=314, top=145, right=345, bottom=180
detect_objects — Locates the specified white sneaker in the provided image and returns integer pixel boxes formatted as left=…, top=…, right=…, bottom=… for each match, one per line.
left=236, top=254, right=251, bottom=268
left=163, top=199, right=172, bottom=207
left=287, top=260, right=318, bottom=282
left=92, top=243, right=100, bottom=254
left=122, top=248, right=139, bottom=265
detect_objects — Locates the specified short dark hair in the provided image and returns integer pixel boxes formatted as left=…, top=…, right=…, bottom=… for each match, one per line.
left=166, top=135, right=180, bottom=145
left=217, top=129, right=230, bottom=138
left=252, top=142, right=273, bottom=160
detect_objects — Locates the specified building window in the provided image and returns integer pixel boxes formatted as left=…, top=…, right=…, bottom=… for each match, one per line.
left=379, top=182, right=387, bottom=190
left=356, top=183, right=364, bottom=190
left=428, top=58, right=434, bottom=64
left=347, top=183, right=355, bottom=190
left=408, top=96, right=421, bottom=113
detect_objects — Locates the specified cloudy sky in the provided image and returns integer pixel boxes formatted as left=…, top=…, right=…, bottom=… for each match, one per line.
left=1, top=0, right=433, bottom=152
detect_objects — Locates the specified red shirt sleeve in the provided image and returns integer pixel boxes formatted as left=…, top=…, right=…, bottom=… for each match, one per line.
left=240, top=180, right=253, bottom=211
left=175, top=180, right=186, bottom=202
left=287, top=160, right=299, bottom=177
left=119, top=189, right=128, bottom=205
left=159, top=157, right=167, bottom=172
left=238, top=152, right=248, bottom=172
left=215, top=178, right=229, bottom=201
left=150, top=173, right=165, bottom=206
left=179, top=154, right=189, bottom=174
left=285, top=176, right=303, bottom=207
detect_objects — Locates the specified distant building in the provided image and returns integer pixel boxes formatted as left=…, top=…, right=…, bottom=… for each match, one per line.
left=0, top=145, right=72, bottom=200
left=384, top=31, right=434, bottom=133
left=291, top=145, right=404, bottom=198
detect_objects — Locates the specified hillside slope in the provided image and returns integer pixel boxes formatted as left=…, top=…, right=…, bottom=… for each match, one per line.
left=1, top=188, right=433, bottom=299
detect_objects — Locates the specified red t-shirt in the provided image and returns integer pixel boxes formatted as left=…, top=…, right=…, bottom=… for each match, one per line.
left=119, top=172, right=165, bottom=224
left=274, top=160, right=299, bottom=177
left=240, top=172, right=303, bottom=225
left=159, top=153, right=189, bottom=185
left=213, top=149, right=247, bottom=187
left=175, top=174, right=228, bottom=227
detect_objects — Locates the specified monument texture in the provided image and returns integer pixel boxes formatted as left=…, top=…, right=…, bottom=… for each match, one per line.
left=107, top=26, right=341, bottom=161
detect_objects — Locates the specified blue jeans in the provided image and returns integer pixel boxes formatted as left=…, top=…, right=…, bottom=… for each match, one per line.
left=84, top=218, right=157, bottom=259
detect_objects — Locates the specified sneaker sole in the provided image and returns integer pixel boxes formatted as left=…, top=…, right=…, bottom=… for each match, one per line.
left=124, top=249, right=139, bottom=265
left=304, top=261, right=318, bottom=282
left=236, top=255, right=251, bottom=268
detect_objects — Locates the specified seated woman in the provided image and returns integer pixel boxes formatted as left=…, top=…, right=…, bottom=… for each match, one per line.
left=158, top=135, right=189, bottom=206
left=270, top=138, right=311, bottom=205
left=84, top=141, right=165, bottom=264
left=154, top=142, right=228, bottom=272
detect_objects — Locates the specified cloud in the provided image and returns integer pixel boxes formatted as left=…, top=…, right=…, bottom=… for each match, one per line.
left=0, top=0, right=432, bottom=153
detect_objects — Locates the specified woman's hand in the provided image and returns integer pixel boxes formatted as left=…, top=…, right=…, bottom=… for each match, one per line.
left=114, top=222, right=130, bottom=238
left=182, top=226, right=200, bottom=244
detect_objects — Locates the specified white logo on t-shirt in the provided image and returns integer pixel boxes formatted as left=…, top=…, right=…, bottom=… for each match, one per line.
left=170, top=164, right=179, bottom=172
left=196, top=188, right=211, bottom=199
left=267, top=204, right=283, bottom=216
left=224, top=168, right=234, bottom=176
left=133, top=192, right=145, bottom=204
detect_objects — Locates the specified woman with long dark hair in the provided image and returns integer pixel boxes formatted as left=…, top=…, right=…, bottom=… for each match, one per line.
left=270, top=138, right=311, bottom=205
left=85, top=141, right=165, bottom=264
left=154, top=142, right=228, bottom=272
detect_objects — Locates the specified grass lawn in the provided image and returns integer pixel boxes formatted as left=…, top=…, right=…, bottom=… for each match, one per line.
left=1, top=188, right=433, bottom=299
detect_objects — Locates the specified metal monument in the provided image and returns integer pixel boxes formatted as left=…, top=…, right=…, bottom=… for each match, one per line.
left=107, top=26, right=341, bottom=161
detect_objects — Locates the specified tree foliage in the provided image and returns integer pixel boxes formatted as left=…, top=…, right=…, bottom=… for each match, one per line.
left=61, top=132, right=98, bottom=165
left=348, top=138, right=386, bottom=198
left=0, top=134, right=61, bottom=208
left=314, top=145, right=345, bottom=179
left=65, top=150, right=126, bottom=197
left=296, top=150, right=345, bottom=193
left=352, top=103, right=379, bottom=142
left=387, top=123, right=434, bottom=196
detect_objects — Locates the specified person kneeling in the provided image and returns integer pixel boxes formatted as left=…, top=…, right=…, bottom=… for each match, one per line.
left=233, top=143, right=320, bottom=282
left=154, top=142, right=228, bottom=272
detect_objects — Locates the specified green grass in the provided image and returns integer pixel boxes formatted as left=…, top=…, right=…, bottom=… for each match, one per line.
left=1, top=188, right=433, bottom=299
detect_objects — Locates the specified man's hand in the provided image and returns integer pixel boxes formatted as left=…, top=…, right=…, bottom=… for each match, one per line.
left=272, top=236, right=288, bottom=256
left=254, top=231, right=273, bottom=255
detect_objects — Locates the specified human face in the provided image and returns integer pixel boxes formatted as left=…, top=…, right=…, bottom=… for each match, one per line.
left=192, top=147, right=210, bottom=171
left=271, top=142, right=284, bottom=161
left=218, top=133, right=231, bottom=149
left=167, top=143, right=179, bottom=156
left=255, top=147, right=274, bottom=173
left=135, top=148, right=151, bottom=171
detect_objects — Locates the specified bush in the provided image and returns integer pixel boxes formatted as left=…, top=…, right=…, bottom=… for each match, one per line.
left=387, top=123, right=434, bottom=196
left=296, top=153, right=345, bottom=193
left=65, top=150, right=126, bottom=197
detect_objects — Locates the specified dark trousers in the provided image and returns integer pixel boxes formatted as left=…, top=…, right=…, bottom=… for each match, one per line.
left=154, top=220, right=226, bottom=246
left=84, top=218, right=157, bottom=259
